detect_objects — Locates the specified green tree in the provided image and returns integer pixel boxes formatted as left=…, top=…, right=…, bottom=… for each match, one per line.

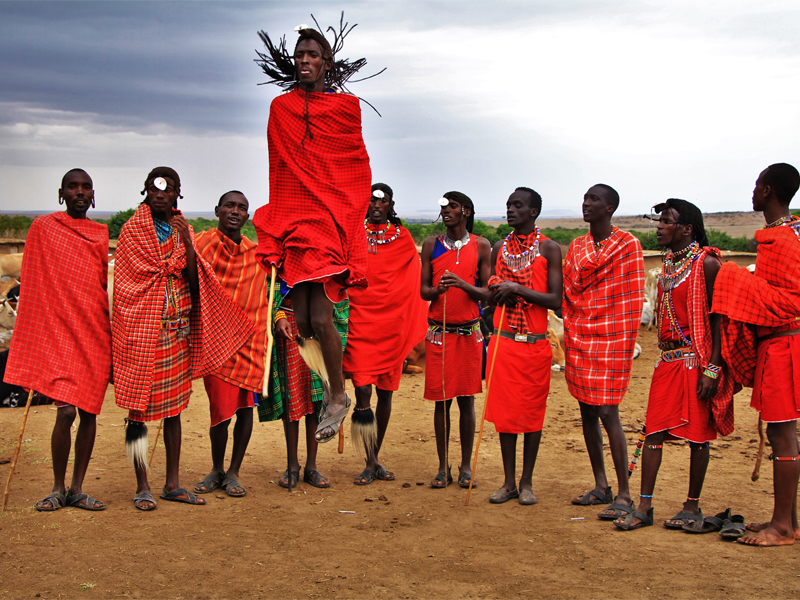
left=106, top=208, right=136, bottom=239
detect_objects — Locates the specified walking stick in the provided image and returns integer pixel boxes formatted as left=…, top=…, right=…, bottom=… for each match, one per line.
left=2, top=389, right=34, bottom=512
left=338, top=422, right=345, bottom=454
left=466, top=305, right=505, bottom=506
left=148, top=418, right=164, bottom=468
left=442, top=291, right=448, bottom=490
left=279, top=338, right=293, bottom=493
left=752, top=417, right=765, bottom=482
left=262, top=265, right=278, bottom=396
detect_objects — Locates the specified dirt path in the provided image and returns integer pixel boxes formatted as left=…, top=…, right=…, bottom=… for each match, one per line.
left=0, top=327, right=796, bottom=599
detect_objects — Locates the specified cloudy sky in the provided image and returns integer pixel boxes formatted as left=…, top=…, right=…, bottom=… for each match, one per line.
left=1, top=0, right=798, bottom=218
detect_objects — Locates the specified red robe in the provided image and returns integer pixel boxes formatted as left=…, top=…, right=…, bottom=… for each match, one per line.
left=5, top=212, right=111, bottom=414
left=253, top=89, right=371, bottom=302
left=343, top=223, right=428, bottom=391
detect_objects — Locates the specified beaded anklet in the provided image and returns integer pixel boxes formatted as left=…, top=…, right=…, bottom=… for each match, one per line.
left=640, top=494, right=653, bottom=498
left=645, top=444, right=663, bottom=450
left=769, top=454, right=800, bottom=461
left=686, top=496, right=701, bottom=502
left=354, top=405, right=372, bottom=411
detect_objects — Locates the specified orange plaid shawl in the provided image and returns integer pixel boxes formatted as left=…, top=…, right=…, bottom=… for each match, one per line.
left=712, top=224, right=800, bottom=387
left=112, top=205, right=254, bottom=413
left=563, top=229, right=644, bottom=405
left=195, top=229, right=268, bottom=392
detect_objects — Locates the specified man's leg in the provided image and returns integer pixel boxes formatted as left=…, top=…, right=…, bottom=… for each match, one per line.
left=457, top=395, right=476, bottom=484
left=431, top=399, right=452, bottom=487
left=64, top=409, right=104, bottom=508
left=134, top=422, right=154, bottom=509
left=223, top=407, right=253, bottom=495
left=279, top=419, right=300, bottom=487
left=195, top=418, right=229, bottom=493
left=574, top=402, right=611, bottom=502
left=497, top=433, right=517, bottom=493
left=35, top=405, right=76, bottom=510
left=520, top=431, right=543, bottom=492
left=598, top=405, right=632, bottom=506
left=623, top=431, right=666, bottom=527
left=679, top=441, right=710, bottom=518
left=159, top=414, right=203, bottom=504
left=303, top=412, right=329, bottom=487
left=374, top=387, right=393, bottom=466
left=739, top=421, right=800, bottom=546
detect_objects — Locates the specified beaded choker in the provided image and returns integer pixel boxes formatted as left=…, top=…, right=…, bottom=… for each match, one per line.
left=763, top=215, right=800, bottom=242
left=442, top=231, right=470, bottom=265
left=659, top=241, right=700, bottom=292
left=593, top=226, right=618, bottom=251
left=365, top=221, right=401, bottom=254
left=501, top=226, right=540, bottom=272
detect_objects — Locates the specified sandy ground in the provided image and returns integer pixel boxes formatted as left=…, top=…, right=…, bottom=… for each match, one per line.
left=0, top=326, right=798, bottom=599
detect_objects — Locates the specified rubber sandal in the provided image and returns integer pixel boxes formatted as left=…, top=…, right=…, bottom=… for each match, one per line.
left=571, top=486, right=612, bottom=505
left=303, top=468, right=330, bottom=489
left=458, top=467, right=476, bottom=489
left=664, top=509, right=702, bottom=529
left=221, top=476, right=247, bottom=498
left=683, top=509, right=728, bottom=534
left=720, top=513, right=746, bottom=539
left=159, top=487, right=206, bottom=505
left=278, top=470, right=299, bottom=489
left=315, top=394, right=351, bottom=443
left=354, top=468, right=377, bottom=486
left=375, top=464, right=395, bottom=481
left=489, top=487, right=519, bottom=504
left=614, top=507, right=654, bottom=531
left=518, top=489, right=538, bottom=506
left=35, top=491, right=66, bottom=512
left=133, top=490, right=157, bottom=511
left=598, top=500, right=635, bottom=521
left=430, top=469, right=453, bottom=489
left=66, top=492, right=106, bottom=511
left=194, top=471, right=224, bottom=494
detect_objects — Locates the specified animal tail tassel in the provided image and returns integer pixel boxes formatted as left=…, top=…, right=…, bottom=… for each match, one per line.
left=296, top=336, right=329, bottom=387
left=351, top=408, right=377, bottom=458
left=125, top=420, right=149, bottom=471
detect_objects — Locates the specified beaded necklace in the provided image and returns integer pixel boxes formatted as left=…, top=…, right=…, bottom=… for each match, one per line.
left=501, top=226, right=540, bottom=272
left=593, top=226, right=618, bottom=251
left=365, top=221, right=401, bottom=254
left=763, top=214, right=800, bottom=242
left=441, top=231, right=470, bottom=265
left=657, top=241, right=701, bottom=348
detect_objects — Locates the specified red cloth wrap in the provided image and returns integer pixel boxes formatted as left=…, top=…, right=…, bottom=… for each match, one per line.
left=485, top=250, right=551, bottom=433
left=203, top=375, right=254, bottom=427
left=254, top=89, right=372, bottom=302
left=751, top=335, right=800, bottom=422
left=343, top=224, right=428, bottom=391
left=195, top=229, right=269, bottom=392
left=112, top=204, right=254, bottom=414
left=424, top=235, right=483, bottom=401
left=713, top=224, right=800, bottom=387
left=563, top=230, right=644, bottom=405
left=4, top=213, right=111, bottom=414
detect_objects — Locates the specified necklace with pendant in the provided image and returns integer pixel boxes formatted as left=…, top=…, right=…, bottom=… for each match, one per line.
left=443, top=231, right=470, bottom=264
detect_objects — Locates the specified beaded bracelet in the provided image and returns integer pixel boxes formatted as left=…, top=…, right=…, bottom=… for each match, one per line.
left=274, top=310, right=287, bottom=324
left=703, top=363, right=721, bottom=379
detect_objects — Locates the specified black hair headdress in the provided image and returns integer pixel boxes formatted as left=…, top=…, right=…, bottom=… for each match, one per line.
left=254, top=12, right=384, bottom=114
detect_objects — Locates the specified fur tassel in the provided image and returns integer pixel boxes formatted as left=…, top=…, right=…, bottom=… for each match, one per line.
left=351, top=408, right=377, bottom=457
left=296, top=336, right=329, bottom=386
left=125, top=420, right=149, bottom=471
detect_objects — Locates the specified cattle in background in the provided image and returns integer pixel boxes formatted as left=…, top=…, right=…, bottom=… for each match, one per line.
left=0, top=253, right=23, bottom=279
left=0, top=278, right=18, bottom=301
left=644, top=267, right=660, bottom=330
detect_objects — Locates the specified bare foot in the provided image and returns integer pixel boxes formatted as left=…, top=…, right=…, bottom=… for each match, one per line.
left=737, top=527, right=796, bottom=546
left=746, top=521, right=800, bottom=539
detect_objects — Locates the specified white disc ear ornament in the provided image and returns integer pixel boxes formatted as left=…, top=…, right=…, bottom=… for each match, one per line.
left=372, top=190, right=385, bottom=199
left=153, top=177, right=167, bottom=191
left=438, top=197, right=449, bottom=207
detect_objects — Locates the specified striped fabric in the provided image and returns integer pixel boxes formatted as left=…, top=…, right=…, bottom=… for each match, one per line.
left=195, top=229, right=268, bottom=392
left=563, top=229, right=644, bottom=405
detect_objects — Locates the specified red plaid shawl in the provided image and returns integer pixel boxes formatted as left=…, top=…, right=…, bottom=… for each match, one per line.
left=254, top=89, right=372, bottom=300
left=488, top=232, right=550, bottom=334
left=712, top=225, right=800, bottom=387
left=682, top=248, right=735, bottom=435
left=343, top=225, right=428, bottom=378
left=4, top=212, right=111, bottom=414
left=195, top=229, right=268, bottom=392
left=563, top=230, right=644, bottom=405
left=112, top=205, right=254, bottom=413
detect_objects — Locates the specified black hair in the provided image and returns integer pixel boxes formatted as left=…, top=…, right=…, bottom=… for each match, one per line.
left=367, top=183, right=401, bottom=225
left=443, top=191, right=475, bottom=233
left=593, top=183, right=620, bottom=212
left=655, top=198, right=709, bottom=247
left=60, top=168, right=90, bottom=189
left=763, top=163, right=800, bottom=206
left=140, top=166, right=183, bottom=209
left=515, top=186, right=542, bottom=215
left=218, top=190, right=247, bottom=207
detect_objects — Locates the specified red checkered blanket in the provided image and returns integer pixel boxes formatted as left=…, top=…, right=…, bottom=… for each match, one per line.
left=112, top=205, right=254, bottom=413
left=253, top=89, right=371, bottom=301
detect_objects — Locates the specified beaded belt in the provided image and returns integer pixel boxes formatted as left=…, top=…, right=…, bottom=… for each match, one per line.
left=659, top=347, right=695, bottom=362
left=161, top=317, right=189, bottom=331
left=493, top=329, right=545, bottom=343
left=426, top=318, right=483, bottom=345
left=658, top=339, right=691, bottom=351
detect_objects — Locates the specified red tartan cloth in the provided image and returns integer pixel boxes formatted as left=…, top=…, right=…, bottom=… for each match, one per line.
left=254, top=89, right=372, bottom=302
left=751, top=336, right=800, bottom=422
left=195, top=229, right=268, bottom=393
left=343, top=224, right=427, bottom=389
left=563, top=230, right=644, bottom=405
left=712, top=225, right=800, bottom=387
left=647, top=362, right=716, bottom=442
left=112, top=204, right=254, bottom=414
left=485, top=252, right=551, bottom=433
left=278, top=307, right=316, bottom=422
left=424, top=236, right=483, bottom=400
left=4, top=212, right=111, bottom=414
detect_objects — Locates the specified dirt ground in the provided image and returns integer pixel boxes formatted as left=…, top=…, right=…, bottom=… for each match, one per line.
left=0, top=326, right=798, bottom=600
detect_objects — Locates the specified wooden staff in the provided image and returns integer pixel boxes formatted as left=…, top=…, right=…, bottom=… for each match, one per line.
left=2, top=389, right=34, bottom=512
left=466, top=305, right=505, bottom=506
left=148, top=418, right=164, bottom=468
left=752, top=417, right=765, bottom=482
left=338, top=423, right=345, bottom=454
left=262, top=265, right=278, bottom=396
left=442, top=291, right=448, bottom=489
